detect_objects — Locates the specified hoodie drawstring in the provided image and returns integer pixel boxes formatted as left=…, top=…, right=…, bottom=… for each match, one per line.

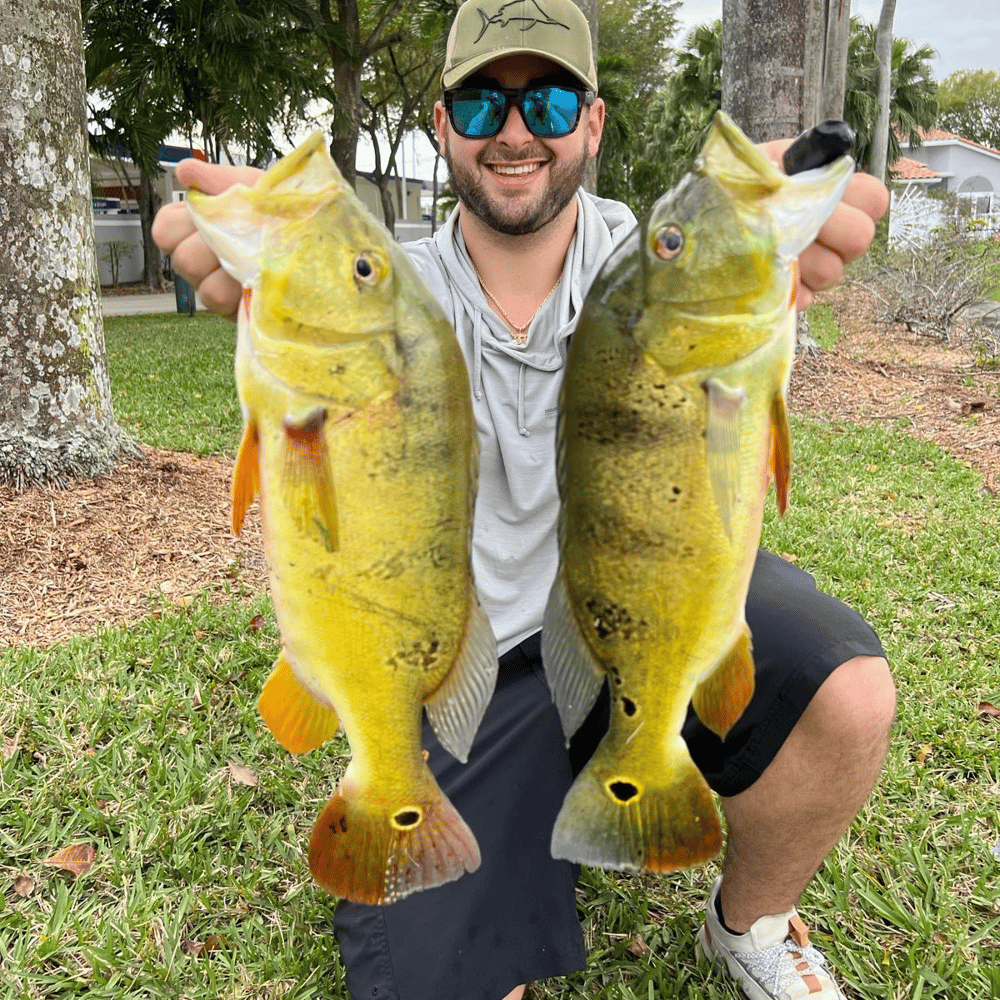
left=517, top=362, right=529, bottom=437
left=472, top=312, right=484, bottom=401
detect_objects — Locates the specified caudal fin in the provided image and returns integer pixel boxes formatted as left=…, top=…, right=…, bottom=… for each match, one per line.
left=308, top=764, right=480, bottom=905
left=551, top=732, right=722, bottom=873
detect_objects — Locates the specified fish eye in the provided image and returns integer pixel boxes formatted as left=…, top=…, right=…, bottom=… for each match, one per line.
left=654, top=225, right=684, bottom=261
left=354, top=251, right=382, bottom=288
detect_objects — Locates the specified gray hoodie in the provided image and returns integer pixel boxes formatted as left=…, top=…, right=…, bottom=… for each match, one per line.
left=403, top=190, right=637, bottom=655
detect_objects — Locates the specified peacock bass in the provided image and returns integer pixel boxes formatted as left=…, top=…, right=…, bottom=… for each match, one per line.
left=542, top=112, right=854, bottom=873
left=186, top=132, right=498, bottom=905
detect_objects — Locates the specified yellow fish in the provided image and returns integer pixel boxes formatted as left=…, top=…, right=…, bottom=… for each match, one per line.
left=542, top=113, right=853, bottom=872
left=186, top=133, right=497, bottom=905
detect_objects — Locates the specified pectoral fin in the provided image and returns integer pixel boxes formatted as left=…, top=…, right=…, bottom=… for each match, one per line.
left=258, top=651, right=341, bottom=754
left=232, top=420, right=260, bottom=536
left=705, top=379, right=746, bottom=539
left=770, top=393, right=791, bottom=515
left=692, top=625, right=755, bottom=738
left=424, top=599, right=498, bottom=763
left=541, top=566, right=607, bottom=744
left=284, top=409, right=339, bottom=551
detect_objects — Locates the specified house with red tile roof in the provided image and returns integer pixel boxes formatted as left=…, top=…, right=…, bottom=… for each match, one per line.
left=887, top=129, right=1000, bottom=248
left=898, top=128, right=1000, bottom=216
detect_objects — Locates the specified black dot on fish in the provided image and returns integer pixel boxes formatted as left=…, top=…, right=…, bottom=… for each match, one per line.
left=393, top=809, right=421, bottom=829
left=673, top=486, right=682, bottom=495
left=608, top=780, right=639, bottom=803
left=621, top=697, right=637, bottom=717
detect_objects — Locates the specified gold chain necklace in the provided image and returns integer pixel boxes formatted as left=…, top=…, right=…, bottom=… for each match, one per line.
left=473, top=264, right=562, bottom=345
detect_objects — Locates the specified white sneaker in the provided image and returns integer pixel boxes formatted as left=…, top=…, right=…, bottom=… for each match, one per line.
left=696, top=877, right=847, bottom=1000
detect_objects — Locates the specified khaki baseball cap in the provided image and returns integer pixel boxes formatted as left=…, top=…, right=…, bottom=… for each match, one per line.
left=442, top=0, right=598, bottom=93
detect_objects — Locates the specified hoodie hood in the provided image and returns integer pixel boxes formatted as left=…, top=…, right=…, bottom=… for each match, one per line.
left=404, top=190, right=637, bottom=653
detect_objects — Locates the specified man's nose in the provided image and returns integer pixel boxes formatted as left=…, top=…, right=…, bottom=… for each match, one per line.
left=496, top=103, right=534, bottom=145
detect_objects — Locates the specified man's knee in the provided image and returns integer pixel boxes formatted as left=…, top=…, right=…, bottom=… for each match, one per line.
left=804, top=654, right=896, bottom=751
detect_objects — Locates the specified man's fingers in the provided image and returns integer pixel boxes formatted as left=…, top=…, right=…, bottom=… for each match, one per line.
left=150, top=200, right=195, bottom=256
left=175, top=158, right=263, bottom=195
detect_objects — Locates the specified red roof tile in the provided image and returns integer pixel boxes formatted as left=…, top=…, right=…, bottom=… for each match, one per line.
left=890, top=156, right=941, bottom=180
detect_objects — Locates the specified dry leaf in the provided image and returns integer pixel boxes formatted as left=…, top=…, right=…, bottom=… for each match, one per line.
left=916, top=743, right=932, bottom=764
left=42, top=843, right=96, bottom=876
left=977, top=701, right=1000, bottom=719
left=780, top=552, right=799, bottom=563
left=14, top=874, right=35, bottom=897
left=248, top=614, right=266, bottom=633
left=183, top=934, right=228, bottom=957
left=627, top=934, right=648, bottom=957
left=227, top=760, right=258, bottom=787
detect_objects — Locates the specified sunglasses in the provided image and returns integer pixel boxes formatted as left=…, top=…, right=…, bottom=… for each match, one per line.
left=444, top=84, right=595, bottom=140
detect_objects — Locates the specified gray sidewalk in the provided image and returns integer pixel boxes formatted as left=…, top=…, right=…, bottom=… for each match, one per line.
left=101, top=292, right=203, bottom=316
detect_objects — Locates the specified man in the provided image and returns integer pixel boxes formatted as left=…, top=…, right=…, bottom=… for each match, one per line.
left=153, top=2, right=895, bottom=998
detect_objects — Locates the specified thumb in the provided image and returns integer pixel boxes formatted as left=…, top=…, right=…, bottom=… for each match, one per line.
left=175, top=158, right=264, bottom=195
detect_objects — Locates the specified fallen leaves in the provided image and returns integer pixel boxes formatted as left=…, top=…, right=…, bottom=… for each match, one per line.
left=227, top=759, right=258, bottom=787
left=14, top=874, right=35, bottom=897
left=182, top=934, right=229, bottom=957
left=42, top=844, right=96, bottom=877
left=977, top=701, right=1000, bottom=719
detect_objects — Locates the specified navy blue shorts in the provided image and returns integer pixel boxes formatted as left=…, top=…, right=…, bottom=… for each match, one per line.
left=334, top=551, right=885, bottom=1000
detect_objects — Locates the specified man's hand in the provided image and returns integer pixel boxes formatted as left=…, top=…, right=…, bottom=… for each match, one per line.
left=760, top=138, right=890, bottom=310
left=151, top=160, right=262, bottom=320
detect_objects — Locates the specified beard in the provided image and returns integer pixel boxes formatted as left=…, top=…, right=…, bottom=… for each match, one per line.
left=444, top=134, right=589, bottom=237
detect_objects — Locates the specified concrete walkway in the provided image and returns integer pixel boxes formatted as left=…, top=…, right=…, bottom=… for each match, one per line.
left=101, top=292, right=203, bottom=316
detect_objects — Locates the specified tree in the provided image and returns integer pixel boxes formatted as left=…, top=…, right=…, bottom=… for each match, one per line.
left=938, top=70, right=1000, bottom=150
left=638, top=20, right=722, bottom=215
left=721, top=0, right=828, bottom=142
left=358, top=2, right=455, bottom=232
left=83, top=0, right=323, bottom=290
left=592, top=0, right=679, bottom=210
left=1, top=0, right=135, bottom=488
left=869, top=0, right=897, bottom=182
left=843, top=18, right=937, bottom=173
left=820, top=0, right=852, bottom=121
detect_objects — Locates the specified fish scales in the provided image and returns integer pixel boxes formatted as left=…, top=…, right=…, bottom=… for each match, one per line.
left=186, top=132, right=498, bottom=905
left=543, top=112, right=854, bottom=874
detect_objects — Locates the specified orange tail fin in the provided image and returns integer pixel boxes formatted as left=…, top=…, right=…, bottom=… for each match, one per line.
left=309, top=765, right=480, bottom=905
left=551, top=730, right=722, bottom=873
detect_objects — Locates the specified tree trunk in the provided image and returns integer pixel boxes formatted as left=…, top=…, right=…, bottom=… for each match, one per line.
left=870, top=0, right=897, bottom=181
left=575, top=0, right=598, bottom=193
left=722, top=0, right=826, bottom=142
left=819, top=0, right=851, bottom=121
left=0, top=0, right=136, bottom=489
left=139, top=169, right=167, bottom=290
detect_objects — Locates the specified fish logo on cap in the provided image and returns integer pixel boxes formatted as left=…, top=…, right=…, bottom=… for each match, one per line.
left=474, top=1, right=571, bottom=43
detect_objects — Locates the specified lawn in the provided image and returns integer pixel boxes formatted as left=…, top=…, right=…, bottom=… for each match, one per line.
left=1, top=311, right=998, bottom=999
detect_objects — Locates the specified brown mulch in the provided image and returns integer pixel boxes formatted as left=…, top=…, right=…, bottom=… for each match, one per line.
left=0, top=448, right=264, bottom=648
left=3, top=285, right=999, bottom=649
left=790, top=285, right=1000, bottom=495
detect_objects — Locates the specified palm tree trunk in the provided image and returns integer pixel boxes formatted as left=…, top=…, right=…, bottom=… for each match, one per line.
left=820, top=0, right=852, bottom=121
left=870, top=0, right=897, bottom=181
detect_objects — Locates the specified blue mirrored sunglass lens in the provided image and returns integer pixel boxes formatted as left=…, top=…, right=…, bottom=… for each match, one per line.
left=450, top=91, right=505, bottom=136
left=523, top=87, right=580, bottom=136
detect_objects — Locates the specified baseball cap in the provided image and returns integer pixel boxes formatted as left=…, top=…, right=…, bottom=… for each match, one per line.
left=442, top=0, right=598, bottom=93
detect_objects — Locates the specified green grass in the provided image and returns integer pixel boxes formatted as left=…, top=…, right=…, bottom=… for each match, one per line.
left=2, top=316, right=999, bottom=998
left=103, top=313, right=243, bottom=455
left=805, top=304, right=841, bottom=351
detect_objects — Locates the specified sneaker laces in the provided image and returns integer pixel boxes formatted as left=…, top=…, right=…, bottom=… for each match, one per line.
left=738, top=916, right=835, bottom=996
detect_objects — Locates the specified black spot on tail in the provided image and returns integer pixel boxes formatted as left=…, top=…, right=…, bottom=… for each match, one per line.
left=608, top=780, right=638, bottom=803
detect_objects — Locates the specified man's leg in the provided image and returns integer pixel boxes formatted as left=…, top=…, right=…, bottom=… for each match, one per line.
left=718, top=653, right=895, bottom=931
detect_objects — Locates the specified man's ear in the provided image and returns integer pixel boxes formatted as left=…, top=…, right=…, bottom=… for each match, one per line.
left=434, top=101, right=448, bottom=150
left=587, top=97, right=605, bottom=158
